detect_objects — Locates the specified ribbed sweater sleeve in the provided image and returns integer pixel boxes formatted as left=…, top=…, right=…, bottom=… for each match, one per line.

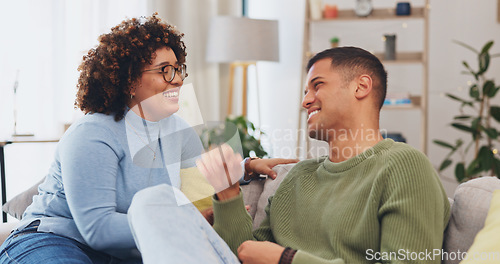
left=213, top=192, right=256, bottom=254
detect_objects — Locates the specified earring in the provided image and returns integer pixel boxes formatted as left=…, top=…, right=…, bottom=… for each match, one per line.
left=130, top=94, right=134, bottom=99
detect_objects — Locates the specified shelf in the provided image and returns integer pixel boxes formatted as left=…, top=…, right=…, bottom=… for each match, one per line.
left=382, top=96, right=421, bottom=110
left=307, top=51, right=423, bottom=64
left=309, top=7, right=425, bottom=22
left=374, top=52, right=424, bottom=64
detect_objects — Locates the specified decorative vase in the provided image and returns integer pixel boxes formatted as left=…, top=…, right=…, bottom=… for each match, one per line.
left=384, top=34, right=397, bottom=60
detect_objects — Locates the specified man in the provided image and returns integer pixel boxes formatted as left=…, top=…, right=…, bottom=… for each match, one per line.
left=202, top=47, right=450, bottom=264
left=128, top=47, right=450, bottom=264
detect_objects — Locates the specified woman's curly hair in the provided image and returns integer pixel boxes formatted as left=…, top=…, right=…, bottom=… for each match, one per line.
left=75, top=13, right=186, bottom=121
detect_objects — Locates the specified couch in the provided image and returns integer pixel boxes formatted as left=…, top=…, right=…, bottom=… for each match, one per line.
left=2, top=164, right=500, bottom=264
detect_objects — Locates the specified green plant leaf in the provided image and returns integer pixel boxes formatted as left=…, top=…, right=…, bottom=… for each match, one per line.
left=471, top=117, right=483, bottom=140
left=471, top=117, right=481, bottom=129
left=439, top=159, right=453, bottom=171
left=462, top=61, right=476, bottom=76
left=469, top=84, right=480, bottom=100
left=494, top=158, right=500, bottom=177
left=480, top=41, right=494, bottom=54
left=455, top=162, right=466, bottom=182
left=478, top=146, right=495, bottom=172
left=433, top=140, right=455, bottom=150
left=491, top=106, right=500, bottom=123
left=483, top=80, right=495, bottom=97
left=454, top=115, right=472, bottom=120
left=484, top=127, right=498, bottom=139
left=453, top=40, right=479, bottom=54
left=490, top=86, right=500, bottom=98
left=466, top=158, right=481, bottom=177
left=451, top=123, right=475, bottom=133
left=446, top=94, right=472, bottom=105
left=478, top=52, right=491, bottom=75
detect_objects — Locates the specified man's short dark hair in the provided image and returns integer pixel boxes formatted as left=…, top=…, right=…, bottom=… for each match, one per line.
left=306, top=47, right=387, bottom=110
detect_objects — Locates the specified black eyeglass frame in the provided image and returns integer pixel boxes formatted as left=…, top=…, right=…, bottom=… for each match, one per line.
left=143, top=64, right=187, bottom=83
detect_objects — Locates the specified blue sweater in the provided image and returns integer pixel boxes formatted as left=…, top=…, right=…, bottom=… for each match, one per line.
left=18, top=111, right=202, bottom=259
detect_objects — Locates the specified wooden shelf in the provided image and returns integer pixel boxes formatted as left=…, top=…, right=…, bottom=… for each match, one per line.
left=383, top=96, right=421, bottom=110
left=374, top=52, right=424, bottom=64
left=309, top=7, right=425, bottom=22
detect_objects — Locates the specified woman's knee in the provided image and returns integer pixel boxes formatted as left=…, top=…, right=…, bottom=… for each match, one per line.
left=129, top=184, right=191, bottom=215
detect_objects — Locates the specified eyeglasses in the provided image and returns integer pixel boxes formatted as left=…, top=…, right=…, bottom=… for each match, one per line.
left=143, top=64, right=187, bottom=83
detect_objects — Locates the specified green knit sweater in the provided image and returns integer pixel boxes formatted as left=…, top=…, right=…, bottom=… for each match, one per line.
left=213, top=139, right=450, bottom=264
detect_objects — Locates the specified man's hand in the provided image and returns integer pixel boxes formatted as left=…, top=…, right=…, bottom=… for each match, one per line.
left=246, top=158, right=299, bottom=180
left=196, top=144, right=243, bottom=201
left=237, top=241, right=285, bottom=264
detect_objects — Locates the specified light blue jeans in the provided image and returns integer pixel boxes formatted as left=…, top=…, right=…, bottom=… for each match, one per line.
left=0, top=221, right=140, bottom=264
left=128, top=184, right=240, bottom=264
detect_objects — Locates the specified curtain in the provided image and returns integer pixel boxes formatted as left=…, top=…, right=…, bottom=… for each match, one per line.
left=148, top=0, right=241, bottom=122
left=0, top=0, right=148, bottom=138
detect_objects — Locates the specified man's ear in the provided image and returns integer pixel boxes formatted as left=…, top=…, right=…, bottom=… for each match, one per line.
left=354, top=74, right=372, bottom=100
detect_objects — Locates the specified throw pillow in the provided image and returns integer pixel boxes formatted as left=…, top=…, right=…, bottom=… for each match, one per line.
left=180, top=167, right=214, bottom=212
left=2, top=178, right=44, bottom=220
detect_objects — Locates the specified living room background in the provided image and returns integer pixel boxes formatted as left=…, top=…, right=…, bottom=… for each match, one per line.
left=1, top=0, right=500, bottom=217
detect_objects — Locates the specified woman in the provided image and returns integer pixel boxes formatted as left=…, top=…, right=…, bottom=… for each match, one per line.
left=0, top=14, right=295, bottom=263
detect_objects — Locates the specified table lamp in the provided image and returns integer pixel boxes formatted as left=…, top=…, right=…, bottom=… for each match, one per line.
left=206, top=16, right=279, bottom=117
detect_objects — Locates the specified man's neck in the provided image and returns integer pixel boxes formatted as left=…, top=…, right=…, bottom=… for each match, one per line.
left=327, top=127, right=384, bottom=163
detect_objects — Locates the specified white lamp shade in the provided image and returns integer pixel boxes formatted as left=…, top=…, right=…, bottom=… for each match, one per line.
left=206, top=16, right=279, bottom=63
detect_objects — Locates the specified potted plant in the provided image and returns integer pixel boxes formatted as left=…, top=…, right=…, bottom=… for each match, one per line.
left=200, top=115, right=267, bottom=158
left=434, top=40, right=500, bottom=182
left=330, top=37, right=340, bottom=48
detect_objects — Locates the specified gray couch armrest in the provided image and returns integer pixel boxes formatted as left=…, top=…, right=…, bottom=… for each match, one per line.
left=443, top=176, right=500, bottom=264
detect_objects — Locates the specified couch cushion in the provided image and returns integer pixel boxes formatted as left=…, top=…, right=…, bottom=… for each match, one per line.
left=443, top=176, right=500, bottom=264
left=241, top=179, right=264, bottom=220
left=253, top=163, right=296, bottom=229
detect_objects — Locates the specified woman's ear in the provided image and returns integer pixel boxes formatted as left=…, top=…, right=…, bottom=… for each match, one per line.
left=354, top=74, right=373, bottom=100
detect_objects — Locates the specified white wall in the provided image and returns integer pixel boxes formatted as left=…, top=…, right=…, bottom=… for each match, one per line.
left=248, top=0, right=500, bottom=195
left=0, top=1, right=149, bottom=217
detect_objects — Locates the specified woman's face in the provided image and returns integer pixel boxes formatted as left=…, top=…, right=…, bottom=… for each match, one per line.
left=130, top=46, right=184, bottom=121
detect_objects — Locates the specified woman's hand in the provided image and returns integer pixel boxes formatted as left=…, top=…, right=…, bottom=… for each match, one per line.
left=196, top=144, right=243, bottom=201
left=245, top=158, right=299, bottom=180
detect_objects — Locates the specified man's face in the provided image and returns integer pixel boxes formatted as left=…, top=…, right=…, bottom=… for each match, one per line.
left=302, top=58, right=354, bottom=141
